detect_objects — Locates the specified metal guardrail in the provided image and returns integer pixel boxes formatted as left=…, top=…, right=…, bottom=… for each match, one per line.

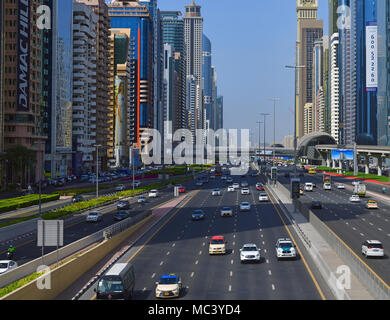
left=275, top=180, right=390, bottom=300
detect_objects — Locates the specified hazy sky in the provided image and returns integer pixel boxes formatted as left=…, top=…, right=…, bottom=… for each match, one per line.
left=107, top=0, right=329, bottom=145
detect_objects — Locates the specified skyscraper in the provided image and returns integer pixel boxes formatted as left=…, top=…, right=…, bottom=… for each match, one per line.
left=330, top=33, right=340, bottom=143
left=77, top=0, right=111, bottom=172
left=0, top=0, right=4, bottom=157
left=202, top=34, right=213, bottom=130
left=108, top=0, right=154, bottom=149
left=184, top=0, right=204, bottom=136
left=3, top=0, right=46, bottom=184
left=296, top=0, right=323, bottom=138
left=161, top=11, right=187, bottom=131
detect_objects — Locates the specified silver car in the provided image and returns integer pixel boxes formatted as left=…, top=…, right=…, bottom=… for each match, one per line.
left=86, top=211, right=103, bottom=222
left=239, top=202, right=251, bottom=211
left=220, top=207, right=233, bottom=217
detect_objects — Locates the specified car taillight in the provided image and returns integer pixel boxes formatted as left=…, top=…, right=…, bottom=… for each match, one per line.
left=367, top=247, right=372, bottom=249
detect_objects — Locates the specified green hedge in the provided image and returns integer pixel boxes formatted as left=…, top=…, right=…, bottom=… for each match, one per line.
left=0, top=271, right=45, bottom=298
left=52, top=186, right=110, bottom=197
left=0, top=194, right=61, bottom=214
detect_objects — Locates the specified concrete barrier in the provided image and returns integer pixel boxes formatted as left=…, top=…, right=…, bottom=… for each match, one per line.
left=1, top=214, right=154, bottom=300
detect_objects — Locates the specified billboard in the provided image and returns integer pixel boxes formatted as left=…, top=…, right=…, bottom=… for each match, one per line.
left=17, top=0, right=30, bottom=111
left=366, top=22, right=378, bottom=92
left=331, top=149, right=354, bottom=161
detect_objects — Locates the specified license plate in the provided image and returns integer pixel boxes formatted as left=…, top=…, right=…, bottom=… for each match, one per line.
left=164, top=293, right=170, bottom=296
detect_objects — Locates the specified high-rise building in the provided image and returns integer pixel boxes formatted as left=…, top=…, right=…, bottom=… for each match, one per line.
left=211, top=66, right=218, bottom=130
left=72, top=2, right=98, bottom=173
left=108, top=0, right=154, bottom=149
left=77, top=0, right=111, bottom=172
left=216, top=96, right=224, bottom=130
left=338, top=0, right=357, bottom=145
left=0, top=0, right=4, bottom=157
left=354, top=0, right=378, bottom=145
left=108, top=28, right=134, bottom=168
left=202, top=34, right=213, bottom=130
left=161, top=11, right=187, bottom=131
left=330, top=33, right=340, bottom=143
left=184, top=0, right=204, bottom=136
left=296, top=0, right=323, bottom=138
left=3, top=0, right=46, bottom=184
left=304, top=103, right=314, bottom=135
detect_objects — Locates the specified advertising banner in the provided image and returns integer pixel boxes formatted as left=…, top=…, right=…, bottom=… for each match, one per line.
left=17, top=0, right=30, bottom=111
left=331, top=149, right=354, bottom=161
left=366, top=22, right=378, bottom=92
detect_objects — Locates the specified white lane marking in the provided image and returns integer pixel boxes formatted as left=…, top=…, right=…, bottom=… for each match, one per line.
left=231, top=259, right=234, bottom=265
left=151, top=273, right=156, bottom=278
left=229, top=285, right=232, bottom=292
left=230, top=271, right=233, bottom=277
left=199, top=250, right=202, bottom=255
left=271, top=284, right=275, bottom=290
left=143, top=287, right=147, bottom=292
left=195, top=260, right=199, bottom=265
left=190, top=272, right=194, bottom=278
left=268, top=270, right=272, bottom=275
left=360, top=233, right=365, bottom=237
left=352, top=227, right=356, bottom=231
left=160, top=261, right=164, bottom=266
left=266, top=259, right=269, bottom=264
left=172, top=243, right=176, bottom=247
left=378, top=228, right=383, bottom=231
left=264, top=249, right=267, bottom=253
left=166, top=251, right=170, bottom=255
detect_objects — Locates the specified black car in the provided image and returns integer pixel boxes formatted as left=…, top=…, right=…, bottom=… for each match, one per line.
left=192, top=210, right=205, bottom=221
left=114, top=210, right=129, bottom=221
left=72, top=195, right=84, bottom=203
left=311, top=201, right=322, bottom=209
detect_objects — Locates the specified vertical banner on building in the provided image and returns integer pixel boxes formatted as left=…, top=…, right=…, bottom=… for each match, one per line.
left=17, top=0, right=30, bottom=111
left=114, top=76, right=126, bottom=167
left=366, top=22, right=378, bottom=92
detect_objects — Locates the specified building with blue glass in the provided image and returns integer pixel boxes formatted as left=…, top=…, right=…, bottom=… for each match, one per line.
left=108, top=0, right=154, bottom=148
left=202, top=34, right=213, bottom=130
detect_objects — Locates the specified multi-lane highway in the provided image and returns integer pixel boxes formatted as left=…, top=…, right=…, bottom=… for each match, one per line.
left=77, top=171, right=327, bottom=300
left=277, top=166, right=390, bottom=287
left=0, top=179, right=195, bottom=268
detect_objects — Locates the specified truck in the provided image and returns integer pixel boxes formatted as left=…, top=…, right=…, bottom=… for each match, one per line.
left=354, top=183, right=366, bottom=197
left=323, top=174, right=331, bottom=183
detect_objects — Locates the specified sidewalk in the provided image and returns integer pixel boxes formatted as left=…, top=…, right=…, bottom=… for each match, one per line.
left=268, top=183, right=374, bottom=300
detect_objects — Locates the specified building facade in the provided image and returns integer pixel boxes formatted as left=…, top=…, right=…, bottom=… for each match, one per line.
left=184, top=0, right=204, bottom=137
left=296, top=0, right=323, bottom=138
left=3, top=0, right=47, bottom=185
left=108, top=0, right=154, bottom=149
left=202, top=34, right=213, bottom=131
left=330, top=33, right=340, bottom=143
left=72, top=2, right=98, bottom=174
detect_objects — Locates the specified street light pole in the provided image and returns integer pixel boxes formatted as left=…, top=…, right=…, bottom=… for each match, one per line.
left=285, top=63, right=305, bottom=178
left=269, top=98, right=280, bottom=166
left=260, top=113, right=270, bottom=172
left=256, top=121, right=262, bottom=155
left=94, top=144, right=102, bottom=199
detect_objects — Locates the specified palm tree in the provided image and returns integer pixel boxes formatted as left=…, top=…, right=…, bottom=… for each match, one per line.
left=5, top=145, right=36, bottom=188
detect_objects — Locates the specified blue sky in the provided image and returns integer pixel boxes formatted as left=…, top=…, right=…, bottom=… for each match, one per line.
left=107, top=0, right=329, bottom=145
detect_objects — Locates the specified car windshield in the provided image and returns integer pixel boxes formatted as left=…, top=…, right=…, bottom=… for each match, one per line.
left=260, top=193, right=267, bottom=197
left=117, top=211, right=126, bottom=215
left=211, top=239, right=224, bottom=244
left=243, top=247, right=257, bottom=251
left=89, top=212, right=98, bottom=216
left=97, top=280, right=123, bottom=294
left=119, top=201, right=128, bottom=204
left=0, top=263, right=9, bottom=268
left=222, top=207, right=231, bottom=210
left=279, top=242, right=292, bottom=248
left=241, top=203, right=249, bottom=206
left=193, top=211, right=203, bottom=215
left=159, top=277, right=178, bottom=285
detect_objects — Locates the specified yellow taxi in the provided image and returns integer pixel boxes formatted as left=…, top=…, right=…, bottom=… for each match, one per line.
left=366, top=200, right=379, bottom=209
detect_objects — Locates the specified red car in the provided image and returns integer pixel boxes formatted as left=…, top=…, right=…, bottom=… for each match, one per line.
left=177, top=185, right=186, bottom=193
left=256, top=183, right=264, bottom=191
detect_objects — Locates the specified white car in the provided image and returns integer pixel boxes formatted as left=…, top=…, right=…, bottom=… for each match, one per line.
left=227, top=186, right=235, bottom=192
left=155, top=274, right=182, bottom=298
left=86, top=211, right=103, bottom=222
left=0, top=260, right=18, bottom=274
left=349, top=195, right=361, bottom=202
left=352, top=181, right=360, bottom=186
left=240, top=244, right=260, bottom=263
left=209, top=236, right=226, bottom=255
left=241, top=181, right=249, bottom=187
left=304, top=183, right=313, bottom=192
left=148, top=189, right=158, bottom=198
left=221, top=207, right=233, bottom=217
left=241, top=188, right=250, bottom=195
left=275, top=238, right=297, bottom=260
left=212, top=189, right=221, bottom=196
left=259, top=192, right=269, bottom=202
left=323, top=183, right=332, bottom=190
left=115, top=184, right=125, bottom=191
left=239, top=202, right=251, bottom=212
left=337, top=183, right=345, bottom=189
left=232, top=183, right=240, bottom=190
left=362, top=240, right=384, bottom=258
